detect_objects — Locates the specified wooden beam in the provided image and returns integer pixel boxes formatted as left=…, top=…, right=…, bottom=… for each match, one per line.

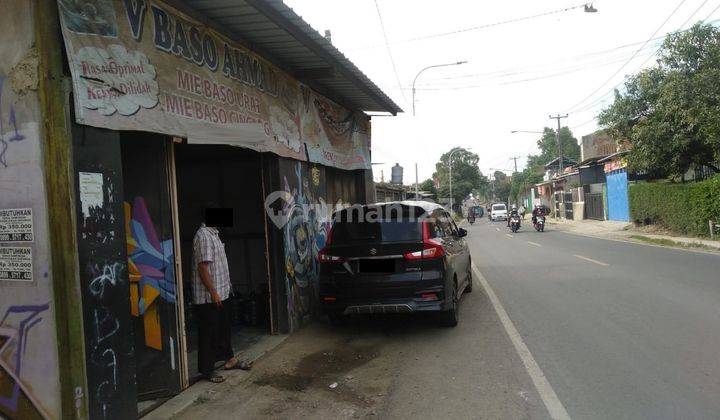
left=34, top=1, right=89, bottom=418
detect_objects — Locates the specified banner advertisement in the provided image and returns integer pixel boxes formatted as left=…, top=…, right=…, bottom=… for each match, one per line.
left=58, top=0, right=371, bottom=170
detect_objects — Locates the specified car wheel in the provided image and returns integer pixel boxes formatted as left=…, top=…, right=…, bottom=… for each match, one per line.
left=440, top=280, right=459, bottom=327
left=464, top=262, right=473, bottom=294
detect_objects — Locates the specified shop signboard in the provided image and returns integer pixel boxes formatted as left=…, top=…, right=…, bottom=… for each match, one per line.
left=57, top=0, right=371, bottom=170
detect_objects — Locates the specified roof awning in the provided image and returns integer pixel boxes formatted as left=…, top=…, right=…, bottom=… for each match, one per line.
left=178, top=0, right=402, bottom=115
left=597, top=150, right=629, bottom=163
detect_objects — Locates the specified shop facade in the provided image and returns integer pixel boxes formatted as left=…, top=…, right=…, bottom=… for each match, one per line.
left=0, top=1, right=399, bottom=419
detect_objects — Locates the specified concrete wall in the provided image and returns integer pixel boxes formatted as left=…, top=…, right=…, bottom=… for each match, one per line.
left=0, top=1, right=61, bottom=418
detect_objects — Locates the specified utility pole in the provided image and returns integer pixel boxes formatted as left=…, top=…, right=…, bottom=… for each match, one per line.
left=510, top=156, right=519, bottom=173
left=549, top=114, right=568, bottom=174
left=490, top=174, right=495, bottom=202
left=415, top=163, right=419, bottom=200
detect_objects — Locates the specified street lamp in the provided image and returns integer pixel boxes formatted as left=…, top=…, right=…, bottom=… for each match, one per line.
left=412, top=61, right=468, bottom=116
left=510, top=130, right=544, bottom=134
left=448, top=147, right=471, bottom=213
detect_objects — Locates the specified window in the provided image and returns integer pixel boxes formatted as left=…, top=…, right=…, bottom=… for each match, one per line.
left=332, top=205, right=424, bottom=243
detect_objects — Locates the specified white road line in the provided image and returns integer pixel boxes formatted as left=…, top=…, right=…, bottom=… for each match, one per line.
left=472, top=263, right=571, bottom=420
left=505, top=234, right=514, bottom=238
left=527, top=241, right=541, bottom=247
left=496, top=227, right=501, bottom=232
left=573, top=254, right=609, bottom=266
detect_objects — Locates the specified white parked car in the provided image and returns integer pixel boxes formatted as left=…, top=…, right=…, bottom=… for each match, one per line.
left=490, top=203, right=508, bottom=221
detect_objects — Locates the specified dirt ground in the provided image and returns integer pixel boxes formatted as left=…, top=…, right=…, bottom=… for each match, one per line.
left=175, top=320, right=402, bottom=419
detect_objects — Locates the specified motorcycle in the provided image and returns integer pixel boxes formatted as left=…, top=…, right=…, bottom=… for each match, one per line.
left=534, top=215, right=545, bottom=232
left=509, top=215, right=521, bottom=233
left=468, top=216, right=475, bottom=225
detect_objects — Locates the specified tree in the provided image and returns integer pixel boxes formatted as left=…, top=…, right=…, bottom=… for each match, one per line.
left=419, top=178, right=437, bottom=197
left=509, top=167, right=544, bottom=204
left=433, top=148, right=488, bottom=207
left=526, top=127, right=581, bottom=168
left=492, top=170, right=511, bottom=203
left=598, top=23, right=720, bottom=178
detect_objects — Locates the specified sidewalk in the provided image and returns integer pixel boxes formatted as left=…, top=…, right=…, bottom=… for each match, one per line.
left=163, top=322, right=399, bottom=419
left=143, top=333, right=288, bottom=419
left=547, top=217, right=720, bottom=251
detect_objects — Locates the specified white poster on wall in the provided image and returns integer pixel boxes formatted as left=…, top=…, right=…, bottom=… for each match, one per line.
left=78, top=172, right=104, bottom=218
left=0, top=246, right=33, bottom=281
left=0, top=208, right=33, bottom=242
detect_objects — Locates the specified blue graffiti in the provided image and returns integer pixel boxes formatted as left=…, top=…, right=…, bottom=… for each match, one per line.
left=0, top=303, right=50, bottom=414
left=0, top=75, right=26, bottom=168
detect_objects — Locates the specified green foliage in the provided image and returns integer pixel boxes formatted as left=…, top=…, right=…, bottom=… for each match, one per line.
left=509, top=168, right=543, bottom=204
left=491, top=171, right=511, bottom=203
left=599, top=23, right=720, bottom=178
left=419, top=178, right=437, bottom=197
left=629, top=175, right=720, bottom=237
left=433, top=148, right=489, bottom=205
left=526, top=126, right=580, bottom=168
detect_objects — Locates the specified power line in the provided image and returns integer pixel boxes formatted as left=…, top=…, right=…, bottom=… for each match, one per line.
left=414, top=47, right=658, bottom=87
left=702, top=1, right=720, bottom=22
left=564, top=0, right=689, bottom=113
left=424, top=38, right=665, bottom=83
left=571, top=116, right=598, bottom=130
left=373, top=0, right=408, bottom=105
left=400, top=49, right=657, bottom=91
left=353, top=2, right=593, bottom=50
left=679, top=0, right=711, bottom=29
left=567, top=3, right=719, bottom=116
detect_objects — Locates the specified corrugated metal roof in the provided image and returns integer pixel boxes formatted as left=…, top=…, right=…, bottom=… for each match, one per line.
left=177, top=0, right=402, bottom=114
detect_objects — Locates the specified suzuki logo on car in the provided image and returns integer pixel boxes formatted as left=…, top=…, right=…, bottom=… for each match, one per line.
left=369, top=248, right=377, bottom=255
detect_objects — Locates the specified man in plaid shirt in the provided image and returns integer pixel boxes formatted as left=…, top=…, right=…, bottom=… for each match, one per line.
left=192, top=217, right=249, bottom=382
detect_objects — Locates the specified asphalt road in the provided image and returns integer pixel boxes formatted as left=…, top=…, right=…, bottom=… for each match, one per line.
left=467, top=218, right=720, bottom=419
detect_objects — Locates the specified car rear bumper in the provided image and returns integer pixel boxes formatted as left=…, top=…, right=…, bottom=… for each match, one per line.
left=322, top=298, right=446, bottom=315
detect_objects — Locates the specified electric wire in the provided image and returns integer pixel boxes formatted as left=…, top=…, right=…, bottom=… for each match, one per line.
left=353, top=2, right=593, bottom=50
left=374, top=0, right=409, bottom=105
left=567, top=1, right=719, bottom=118
left=563, top=0, right=689, bottom=113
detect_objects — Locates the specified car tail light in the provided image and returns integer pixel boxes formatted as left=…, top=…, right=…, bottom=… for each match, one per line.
left=322, top=296, right=337, bottom=302
left=318, top=247, right=345, bottom=263
left=419, top=293, right=438, bottom=301
left=325, top=225, right=334, bottom=245
left=403, top=221, right=445, bottom=260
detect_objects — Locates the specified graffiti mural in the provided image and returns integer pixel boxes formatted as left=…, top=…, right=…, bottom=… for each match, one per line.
left=124, top=197, right=176, bottom=351
left=0, top=75, right=26, bottom=168
left=281, top=162, right=331, bottom=331
left=0, top=304, right=51, bottom=420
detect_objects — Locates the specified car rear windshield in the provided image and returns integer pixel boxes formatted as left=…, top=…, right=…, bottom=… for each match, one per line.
left=492, top=204, right=506, bottom=211
left=331, top=205, right=424, bottom=243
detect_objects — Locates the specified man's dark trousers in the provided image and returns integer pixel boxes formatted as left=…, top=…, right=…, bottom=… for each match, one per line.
left=195, top=298, right=234, bottom=376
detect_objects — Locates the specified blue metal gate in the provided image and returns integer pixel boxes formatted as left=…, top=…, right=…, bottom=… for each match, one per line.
left=606, top=169, right=629, bottom=221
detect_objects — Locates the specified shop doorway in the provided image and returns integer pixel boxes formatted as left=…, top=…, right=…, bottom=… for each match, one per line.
left=72, top=125, right=185, bottom=417
left=119, top=133, right=183, bottom=411
left=173, top=143, right=272, bottom=381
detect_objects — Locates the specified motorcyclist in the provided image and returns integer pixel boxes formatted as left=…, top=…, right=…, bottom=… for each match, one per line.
left=532, top=204, right=544, bottom=225
left=467, top=209, right=475, bottom=223
left=507, top=204, right=520, bottom=228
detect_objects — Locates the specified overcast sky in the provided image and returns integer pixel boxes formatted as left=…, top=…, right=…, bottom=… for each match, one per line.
left=284, top=0, right=718, bottom=184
